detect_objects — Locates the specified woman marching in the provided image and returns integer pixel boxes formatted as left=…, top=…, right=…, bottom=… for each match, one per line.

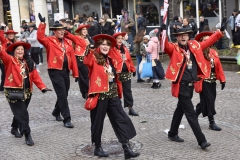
left=64, top=24, right=93, bottom=99
left=195, top=32, right=226, bottom=131
left=0, top=41, right=51, bottom=146
left=0, top=25, right=18, bottom=91
left=112, top=32, right=139, bottom=116
left=83, top=34, right=140, bottom=159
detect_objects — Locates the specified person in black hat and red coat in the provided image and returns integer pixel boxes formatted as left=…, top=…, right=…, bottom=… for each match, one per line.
left=84, top=34, right=140, bottom=159
left=112, top=32, right=139, bottom=116
left=0, top=25, right=18, bottom=91
left=161, top=22, right=225, bottom=149
left=0, top=41, right=51, bottom=146
left=64, top=24, right=93, bottom=99
left=195, top=32, right=226, bottom=131
left=37, top=13, right=78, bottom=128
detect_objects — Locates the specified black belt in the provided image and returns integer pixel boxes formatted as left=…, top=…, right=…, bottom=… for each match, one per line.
left=181, top=82, right=193, bottom=86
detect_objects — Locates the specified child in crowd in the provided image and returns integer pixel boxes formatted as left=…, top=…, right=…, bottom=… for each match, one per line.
left=140, top=35, right=151, bottom=82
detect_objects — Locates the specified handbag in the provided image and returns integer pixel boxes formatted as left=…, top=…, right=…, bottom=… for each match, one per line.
left=194, top=78, right=203, bottom=93
left=171, top=63, right=186, bottom=98
left=139, top=56, right=146, bottom=74
left=8, top=79, right=25, bottom=101
left=84, top=94, right=100, bottom=110
left=141, top=54, right=153, bottom=78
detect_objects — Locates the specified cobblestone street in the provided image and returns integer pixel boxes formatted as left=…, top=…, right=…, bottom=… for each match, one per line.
left=0, top=59, right=240, bottom=160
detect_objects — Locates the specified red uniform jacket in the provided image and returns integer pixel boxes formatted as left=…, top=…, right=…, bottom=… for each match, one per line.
left=164, top=30, right=223, bottom=96
left=83, top=49, right=123, bottom=98
left=0, top=30, right=14, bottom=50
left=0, top=50, right=46, bottom=91
left=205, top=48, right=226, bottom=82
left=164, top=30, right=223, bottom=82
left=112, top=46, right=136, bottom=73
left=37, top=23, right=78, bottom=78
left=64, top=32, right=89, bottom=56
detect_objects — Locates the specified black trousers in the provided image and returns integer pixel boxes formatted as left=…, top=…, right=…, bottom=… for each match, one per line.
left=39, top=48, right=43, bottom=63
left=0, top=63, right=5, bottom=91
left=76, top=58, right=89, bottom=99
left=9, top=95, right=32, bottom=135
left=90, top=96, right=136, bottom=145
left=231, top=30, right=236, bottom=38
left=168, top=84, right=206, bottom=145
left=48, top=69, right=71, bottom=123
left=122, top=79, right=133, bottom=107
left=30, top=47, right=40, bottom=65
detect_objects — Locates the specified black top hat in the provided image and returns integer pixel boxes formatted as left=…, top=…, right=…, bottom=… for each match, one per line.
left=172, top=27, right=193, bottom=35
left=50, top=22, right=64, bottom=30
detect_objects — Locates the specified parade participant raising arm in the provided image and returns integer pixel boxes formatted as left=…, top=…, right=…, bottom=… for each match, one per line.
left=64, top=24, right=93, bottom=99
left=112, top=32, right=138, bottom=116
left=37, top=13, right=78, bottom=128
left=195, top=32, right=226, bottom=131
left=83, top=34, right=140, bottom=159
left=0, top=41, right=51, bottom=146
left=161, top=20, right=225, bottom=149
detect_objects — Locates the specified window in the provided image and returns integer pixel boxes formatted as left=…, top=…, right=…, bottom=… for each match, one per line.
left=137, top=1, right=159, bottom=25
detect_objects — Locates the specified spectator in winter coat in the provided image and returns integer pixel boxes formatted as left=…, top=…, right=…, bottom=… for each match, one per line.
left=146, top=29, right=164, bottom=89
left=199, top=16, right=209, bottom=33
left=228, top=9, right=238, bottom=38
left=99, top=14, right=115, bottom=35
left=232, top=26, right=240, bottom=48
left=168, top=15, right=182, bottom=42
left=19, top=26, right=30, bottom=42
left=189, top=16, right=198, bottom=38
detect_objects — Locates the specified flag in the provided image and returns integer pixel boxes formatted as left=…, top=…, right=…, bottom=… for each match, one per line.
left=161, top=0, right=169, bottom=52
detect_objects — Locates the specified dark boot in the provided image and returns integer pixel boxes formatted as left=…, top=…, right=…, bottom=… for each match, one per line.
left=209, top=122, right=222, bottom=131
left=129, top=108, right=139, bottom=116
left=25, top=134, right=34, bottom=146
left=151, top=83, right=155, bottom=88
left=195, top=103, right=201, bottom=118
left=153, top=82, right=161, bottom=89
left=208, top=116, right=222, bottom=131
left=122, top=142, right=140, bottom=159
left=11, top=127, right=23, bottom=138
left=94, top=145, right=109, bottom=157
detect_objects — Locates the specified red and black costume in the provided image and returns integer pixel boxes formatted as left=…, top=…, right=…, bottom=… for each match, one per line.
left=164, top=28, right=223, bottom=146
left=195, top=32, right=226, bottom=131
left=83, top=34, right=139, bottom=159
left=37, top=22, right=78, bottom=124
left=0, top=29, right=18, bottom=91
left=0, top=41, right=47, bottom=145
left=64, top=25, right=91, bottom=99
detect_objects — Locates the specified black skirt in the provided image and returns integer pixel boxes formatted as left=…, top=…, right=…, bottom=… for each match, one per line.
left=198, top=81, right=217, bottom=117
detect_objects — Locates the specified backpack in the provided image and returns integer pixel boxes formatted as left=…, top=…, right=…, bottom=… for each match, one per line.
left=141, top=17, right=149, bottom=27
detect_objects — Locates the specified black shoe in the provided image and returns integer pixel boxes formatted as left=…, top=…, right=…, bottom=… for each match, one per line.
left=137, top=79, right=145, bottom=83
left=94, top=146, right=109, bottom=157
left=25, top=134, right=34, bottom=146
left=122, top=142, right=140, bottom=159
left=11, top=128, right=23, bottom=138
left=64, top=122, right=74, bottom=128
left=153, top=82, right=161, bottom=89
left=168, top=135, right=184, bottom=142
left=55, top=115, right=63, bottom=121
left=200, top=141, right=211, bottom=150
left=129, top=108, right=139, bottom=116
left=209, top=123, right=222, bottom=131
left=146, top=79, right=151, bottom=83
left=151, top=83, right=155, bottom=88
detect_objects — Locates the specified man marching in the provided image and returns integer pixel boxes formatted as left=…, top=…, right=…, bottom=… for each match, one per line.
left=37, top=13, right=78, bottom=128
left=161, top=21, right=225, bottom=149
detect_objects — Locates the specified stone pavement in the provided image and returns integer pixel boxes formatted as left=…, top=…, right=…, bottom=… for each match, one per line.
left=0, top=59, right=240, bottom=160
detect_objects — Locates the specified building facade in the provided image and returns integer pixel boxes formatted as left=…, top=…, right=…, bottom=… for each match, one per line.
left=4, top=0, right=240, bottom=35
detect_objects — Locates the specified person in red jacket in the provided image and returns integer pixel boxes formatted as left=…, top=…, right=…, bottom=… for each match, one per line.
left=195, top=32, right=226, bottom=131
left=161, top=23, right=224, bottom=149
left=37, top=13, right=78, bottom=128
left=84, top=34, right=140, bottom=159
left=0, top=41, right=51, bottom=146
left=64, top=24, right=93, bottom=99
left=112, top=32, right=138, bottom=116
left=0, top=26, right=18, bottom=91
